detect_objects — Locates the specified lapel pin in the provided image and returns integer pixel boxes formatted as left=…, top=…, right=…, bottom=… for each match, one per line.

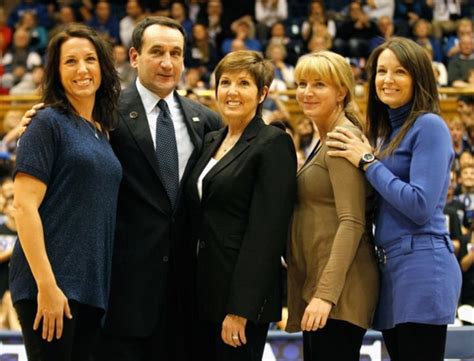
left=129, top=111, right=138, bottom=119
left=192, top=117, right=200, bottom=122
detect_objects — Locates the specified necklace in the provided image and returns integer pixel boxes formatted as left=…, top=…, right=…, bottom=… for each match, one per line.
left=221, top=136, right=239, bottom=153
left=328, top=110, right=345, bottom=132
left=80, top=117, right=100, bottom=140
left=319, top=110, right=345, bottom=142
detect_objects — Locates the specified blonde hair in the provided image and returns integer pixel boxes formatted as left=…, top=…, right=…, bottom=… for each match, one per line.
left=265, top=42, right=287, bottom=59
left=448, top=117, right=465, bottom=130
left=460, top=152, right=474, bottom=170
left=294, top=51, right=362, bottom=129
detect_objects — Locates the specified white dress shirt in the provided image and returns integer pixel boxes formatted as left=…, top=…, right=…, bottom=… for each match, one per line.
left=197, top=158, right=218, bottom=200
left=135, top=79, right=194, bottom=182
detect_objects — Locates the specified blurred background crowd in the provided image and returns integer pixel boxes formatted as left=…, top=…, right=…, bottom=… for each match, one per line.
left=0, top=0, right=473, bottom=332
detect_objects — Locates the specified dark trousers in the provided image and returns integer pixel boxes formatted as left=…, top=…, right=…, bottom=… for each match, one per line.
left=94, top=321, right=171, bottom=361
left=197, top=320, right=269, bottom=361
left=15, top=299, right=102, bottom=361
left=93, top=287, right=173, bottom=361
left=382, top=322, right=447, bottom=361
left=94, top=265, right=175, bottom=361
left=303, top=319, right=366, bottom=361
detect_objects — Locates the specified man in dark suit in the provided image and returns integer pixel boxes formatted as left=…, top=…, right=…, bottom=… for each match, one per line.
left=96, top=16, right=221, bottom=360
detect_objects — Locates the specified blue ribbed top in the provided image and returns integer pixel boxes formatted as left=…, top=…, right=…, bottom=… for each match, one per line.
left=366, top=105, right=453, bottom=245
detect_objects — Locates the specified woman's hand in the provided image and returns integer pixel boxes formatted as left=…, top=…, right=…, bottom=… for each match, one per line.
left=34, top=283, right=72, bottom=342
left=301, top=297, right=332, bottom=331
left=221, top=314, right=247, bottom=347
left=326, top=126, right=373, bottom=168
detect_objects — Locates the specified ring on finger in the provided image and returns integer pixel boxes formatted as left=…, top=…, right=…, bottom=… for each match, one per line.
left=232, top=334, right=239, bottom=340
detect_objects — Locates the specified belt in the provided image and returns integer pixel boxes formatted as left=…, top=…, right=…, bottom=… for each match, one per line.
left=374, top=234, right=454, bottom=266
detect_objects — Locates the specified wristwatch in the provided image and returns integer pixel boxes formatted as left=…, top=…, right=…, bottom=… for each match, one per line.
left=358, top=153, right=376, bottom=170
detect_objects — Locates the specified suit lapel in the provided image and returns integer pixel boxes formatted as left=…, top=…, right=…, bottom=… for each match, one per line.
left=202, top=117, right=264, bottom=198
left=119, top=85, right=162, bottom=181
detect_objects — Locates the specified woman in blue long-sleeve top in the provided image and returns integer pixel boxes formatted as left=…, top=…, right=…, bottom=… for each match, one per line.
left=326, top=37, right=462, bottom=361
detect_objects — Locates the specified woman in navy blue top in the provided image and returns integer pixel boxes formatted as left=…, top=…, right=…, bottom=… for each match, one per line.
left=10, top=24, right=121, bottom=361
left=327, top=37, right=462, bottom=361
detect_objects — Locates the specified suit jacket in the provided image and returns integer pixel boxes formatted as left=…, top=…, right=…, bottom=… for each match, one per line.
left=286, top=121, right=379, bottom=332
left=186, top=116, right=296, bottom=323
left=103, top=84, right=221, bottom=337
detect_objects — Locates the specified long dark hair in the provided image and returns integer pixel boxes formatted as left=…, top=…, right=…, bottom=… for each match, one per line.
left=366, top=37, right=440, bottom=156
left=42, top=24, right=121, bottom=131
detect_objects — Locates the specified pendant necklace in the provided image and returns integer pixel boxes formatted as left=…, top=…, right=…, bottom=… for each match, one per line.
left=222, top=136, right=239, bottom=153
left=81, top=117, right=100, bottom=140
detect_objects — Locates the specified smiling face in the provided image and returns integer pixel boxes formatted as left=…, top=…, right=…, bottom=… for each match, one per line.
left=296, top=76, right=345, bottom=124
left=375, top=49, right=414, bottom=109
left=130, top=24, right=184, bottom=99
left=216, top=70, right=265, bottom=125
left=461, top=166, right=474, bottom=189
left=59, top=37, right=101, bottom=107
left=459, top=35, right=473, bottom=57
left=450, top=124, right=464, bottom=143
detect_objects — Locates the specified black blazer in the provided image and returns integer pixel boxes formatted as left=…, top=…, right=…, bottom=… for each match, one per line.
left=103, top=84, right=221, bottom=337
left=186, top=116, right=296, bottom=323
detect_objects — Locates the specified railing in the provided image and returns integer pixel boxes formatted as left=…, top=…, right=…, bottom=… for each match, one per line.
left=0, top=87, right=473, bottom=126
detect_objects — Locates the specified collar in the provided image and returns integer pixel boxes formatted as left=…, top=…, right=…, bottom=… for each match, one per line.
left=388, top=101, right=412, bottom=131
left=459, top=53, right=474, bottom=60
left=135, top=78, right=176, bottom=114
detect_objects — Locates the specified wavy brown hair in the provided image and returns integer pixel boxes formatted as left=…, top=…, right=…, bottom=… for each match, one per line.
left=42, top=24, right=120, bottom=131
left=366, top=37, right=440, bottom=156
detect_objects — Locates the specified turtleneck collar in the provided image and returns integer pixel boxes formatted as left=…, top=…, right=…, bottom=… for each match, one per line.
left=388, top=102, right=412, bottom=131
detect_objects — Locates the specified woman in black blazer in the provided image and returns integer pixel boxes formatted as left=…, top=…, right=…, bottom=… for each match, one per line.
left=186, top=50, right=296, bottom=361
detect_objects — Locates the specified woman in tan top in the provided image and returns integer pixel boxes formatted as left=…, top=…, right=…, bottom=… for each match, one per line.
left=286, top=51, right=379, bottom=360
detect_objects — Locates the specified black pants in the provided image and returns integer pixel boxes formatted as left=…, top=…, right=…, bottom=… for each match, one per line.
left=94, top=267, right=174, bottom=361
left=95, top=322, right=171, bottom=361
left=382, top=322, right=447, bottom=361
left=15, top=299, right=103, bottom=361
left=94, top=289, right=173, bottom=361
left=196, top=320, right=269, bottom=361
left=303, top=319, right=366, bottom=361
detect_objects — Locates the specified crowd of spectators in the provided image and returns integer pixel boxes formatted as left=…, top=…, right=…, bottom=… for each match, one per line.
left=0, top=110, right=19, bottom=332
left=0, top=0, right=472, bottom=95
left=0, top=0, right=473, bottom=331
